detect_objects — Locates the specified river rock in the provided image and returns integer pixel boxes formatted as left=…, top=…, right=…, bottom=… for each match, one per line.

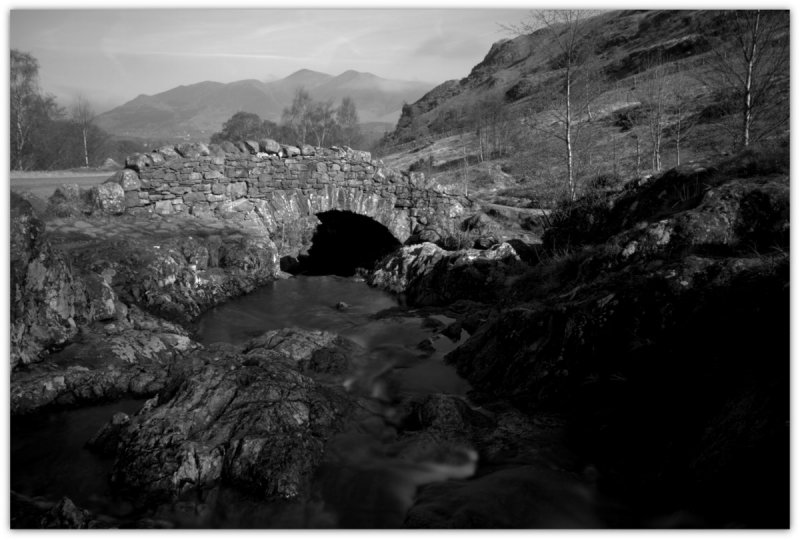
left=10, top=493, right=110, bottom=529
left=369, top=242, right=524, bottom=306
left=109, top=329, right=355, bottom=503
left=69, top=233, right=279, bottom=325
left=10, top=193, right=84, bottom=368
left=10, top=305, right=197, bottom=415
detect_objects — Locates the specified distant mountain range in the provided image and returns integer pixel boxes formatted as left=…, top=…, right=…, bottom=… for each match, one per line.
left=95, top=69, right=434, bottom=142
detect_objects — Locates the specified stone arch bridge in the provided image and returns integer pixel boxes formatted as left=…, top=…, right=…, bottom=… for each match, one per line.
left=100, top=139, right=474, bottom=257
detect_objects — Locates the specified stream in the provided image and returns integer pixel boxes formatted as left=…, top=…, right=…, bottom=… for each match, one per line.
left=11, top=275, right=474, bottom=528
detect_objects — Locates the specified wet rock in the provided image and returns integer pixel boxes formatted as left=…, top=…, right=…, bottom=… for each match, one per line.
left=86, top=411, right=131, bottom=455
left=440, top=320, right=462, bottom=341
left=10, top=306, right=196, bottom=414
left=242, top=327, right=363, bottom=379
left=110, top=338, right=353, bottom=503
left=10, top=193, right=84, bottom=368
left=10, top=493, right=111, bottom=529
left=405, top=464, right=602, bottom=528
left=69, top=234, right=279, bottom=325
left=369, top=242, right=524, bottom=306
left=335, top=301, right=350, bottom=311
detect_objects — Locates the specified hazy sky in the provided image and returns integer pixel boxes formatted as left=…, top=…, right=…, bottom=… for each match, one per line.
left=10, top=7, right=532, bottom=113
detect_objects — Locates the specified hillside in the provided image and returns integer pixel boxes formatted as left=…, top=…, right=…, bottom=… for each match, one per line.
left=95, top=70, right=433, bottom=142
left=379, top=10, right=789, bottom=208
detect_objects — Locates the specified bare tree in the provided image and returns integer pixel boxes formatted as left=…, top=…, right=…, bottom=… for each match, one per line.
left=505, top=10, right=602, bottom=201
left=705, top=10, right=789, bottom=149
left=670, top=70, right=700, bottom=167
left=309, top=100, right=336, bottom=147
left=336, top=96, right=360, bottom=147
left=636, top=56, right=669, bottom=172
left=72, top=95, right=95, bottom=168
left=281, top=88, right=314, bottom=145
left=10, top=50, right=41, bottom=170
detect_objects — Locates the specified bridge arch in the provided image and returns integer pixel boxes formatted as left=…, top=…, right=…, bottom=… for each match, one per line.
left=104, top=140, right=473, bottom=260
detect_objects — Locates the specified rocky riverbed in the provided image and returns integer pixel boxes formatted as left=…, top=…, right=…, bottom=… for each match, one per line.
left=10, top=147, right=789, bottom=528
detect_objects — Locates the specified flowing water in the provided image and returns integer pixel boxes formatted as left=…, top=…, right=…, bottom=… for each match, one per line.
left=11, top=276, right=474, bottom=528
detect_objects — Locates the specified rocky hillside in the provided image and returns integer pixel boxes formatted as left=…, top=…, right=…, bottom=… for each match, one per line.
left=379, top=10, right=789, bottom=207
left=95, top=70, right=432, bottom=142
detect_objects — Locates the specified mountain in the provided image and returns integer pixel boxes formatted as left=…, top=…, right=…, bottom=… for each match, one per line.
left=95, top=70, right=433, bottom=142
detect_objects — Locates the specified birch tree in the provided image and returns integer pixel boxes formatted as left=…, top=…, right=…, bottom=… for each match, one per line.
left=706, top=10, right=789, bottom=149
left=506, top=10, right=601, bottom=201
left=636, top=57, right=669, bottom=172
left=10, top=50, right=41, bottom=170
left=71, top=95, right=94, bottom=168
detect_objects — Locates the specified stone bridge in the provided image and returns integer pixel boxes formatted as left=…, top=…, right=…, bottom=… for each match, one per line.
left=99, top=139, right=474, bottom=258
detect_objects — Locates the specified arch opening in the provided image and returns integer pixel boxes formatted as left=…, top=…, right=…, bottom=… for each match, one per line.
left=288, top=210, right=402, bottom=277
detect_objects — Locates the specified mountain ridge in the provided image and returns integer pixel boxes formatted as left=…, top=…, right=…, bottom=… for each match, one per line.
left=95, top=70, right=433, bottom=142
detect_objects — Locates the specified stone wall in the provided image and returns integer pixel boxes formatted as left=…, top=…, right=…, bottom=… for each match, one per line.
left=104, top=139, right=472, bottom=252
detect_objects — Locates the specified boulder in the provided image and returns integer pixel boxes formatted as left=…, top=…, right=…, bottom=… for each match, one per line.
left=243, top=140, right=260, bottom=154
left=282, top=145, right=301, bottom=157
left=369, top=242, right=523, bottom=305
left=10, top=193, right=83, bottom=368
left=125, top=153, right=153, bottom=172
left=259, top=139, right=282, bottom=154
left=109, top=331, right=353, bottom=502
left=106, top=169, right=141, bottom=191
left=220, top=141, right=239, bottom=154
left=90, top=183, right=126, bottom=215
left=10, top=305, right=195, bottom=414
left=157, top=145, right=180, bottom=159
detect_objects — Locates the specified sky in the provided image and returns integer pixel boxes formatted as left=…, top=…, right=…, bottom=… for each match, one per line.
left=10, top=5, right=533, bottom=114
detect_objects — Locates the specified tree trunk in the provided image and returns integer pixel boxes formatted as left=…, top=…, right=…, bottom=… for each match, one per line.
left=742, top=11, right=760, bottom=148
left=82, top=128, right=89, bottom=168
left=565, top=65, right=575, bottom=201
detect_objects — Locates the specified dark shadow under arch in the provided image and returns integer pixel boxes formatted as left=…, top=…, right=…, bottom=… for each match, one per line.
left=289, top=210, right=401, bottom=276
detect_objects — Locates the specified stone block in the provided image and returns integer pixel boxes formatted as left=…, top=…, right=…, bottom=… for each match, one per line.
left=90, top=183, right=126, bottom=215
left=228, top=182, right=247, bottom=199
left=204, top=170, right=224, bottom=180
left=282, top=145, right=301, bottom=157
left=125, top=153, right=153, bottom=173
left=124, top=190, right=145, bottom=208
left=220, top=141, right=239, bottom=154
left=206, top=194, right=227, bottom=203
left=260, top=139, right=281, bottom=154
left=212, top=183, right=226, bottom=195
left=184, top=192, right=208, bottom=204
left=157, top=145, right=180, bottom=159
left=300, top=144, right=315, bottom=156
left=106, top=169, right=141, bottom=191
left=154, top=200, right=172, bottom=215
left=191, top=203, right=214, bottom=219
left=242, top=140, right=259, bottom=154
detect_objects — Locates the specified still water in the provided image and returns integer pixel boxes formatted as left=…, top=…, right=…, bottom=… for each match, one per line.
left=12, top=276, right=472, bottom=528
